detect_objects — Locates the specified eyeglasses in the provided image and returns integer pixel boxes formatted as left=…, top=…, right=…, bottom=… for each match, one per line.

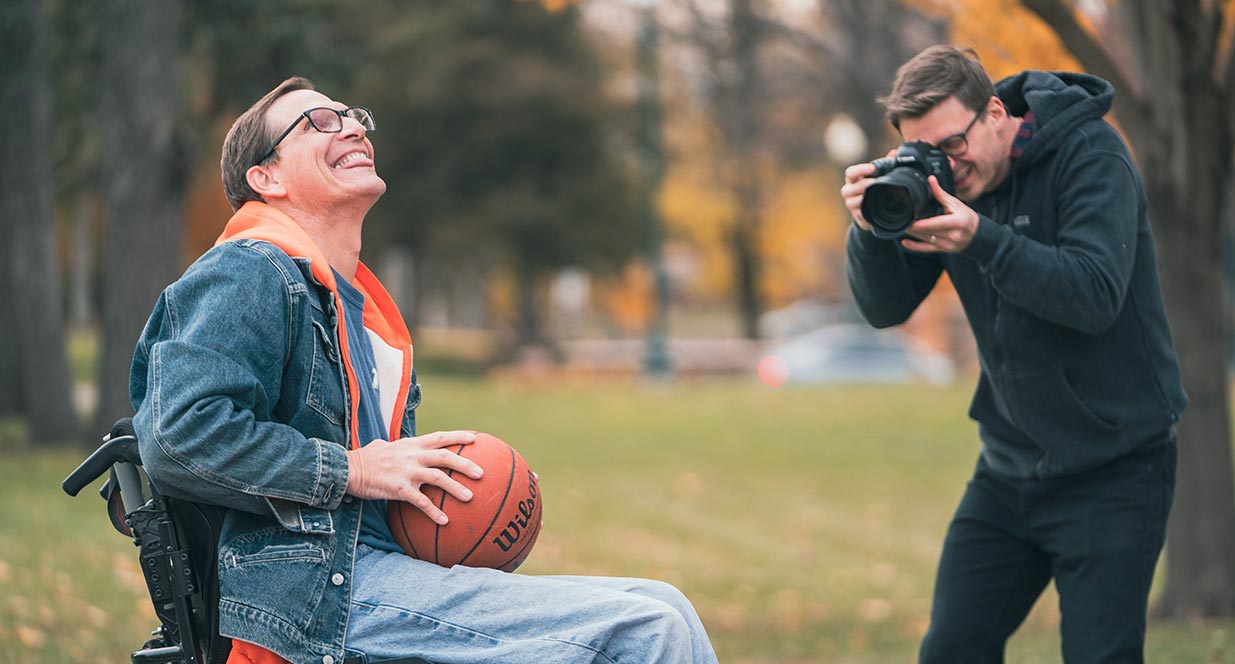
left=934, top=108, right=983, bottom=157
left=255, top=106, right=376, bottom=165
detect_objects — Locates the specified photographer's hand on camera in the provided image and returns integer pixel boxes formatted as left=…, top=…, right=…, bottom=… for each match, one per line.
left=898, top=174, right=979, bottom=253
left=841, top=162, right=878, bottom=232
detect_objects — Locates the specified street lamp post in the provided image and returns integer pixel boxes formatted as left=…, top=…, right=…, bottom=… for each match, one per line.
left=635, top=1, right=670, bottom=378
left=823, top=112, right=868, bottom=166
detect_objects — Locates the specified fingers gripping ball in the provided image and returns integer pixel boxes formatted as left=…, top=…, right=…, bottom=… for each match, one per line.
left=387, top=433, right=543, bottom=572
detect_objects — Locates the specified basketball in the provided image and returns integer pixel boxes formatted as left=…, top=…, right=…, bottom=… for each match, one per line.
left=387, top=432, right=543, bottom=572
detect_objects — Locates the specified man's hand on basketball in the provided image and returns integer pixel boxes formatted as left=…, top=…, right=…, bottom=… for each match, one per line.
left=346, top=430, right=484, bottom=525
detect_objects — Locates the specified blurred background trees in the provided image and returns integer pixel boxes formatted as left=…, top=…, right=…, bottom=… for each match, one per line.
left=96, top=0, right=188, bottom=435
left=1, top=0, right=1233, bottom=621
left=353, top=0, right=641, bottom=353
left=0, top=0, right=76, bottom=442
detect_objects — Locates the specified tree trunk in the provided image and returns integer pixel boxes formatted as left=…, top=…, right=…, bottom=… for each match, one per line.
left=0, top=0, right=80, bottom=443
left=96, top=0, right=187, bottom=431
left=1023, top=0, right=1235, bottom=618
left=727, top=0, right=765, bottom=340
left=1155, top=202, right=1235, bottom=616
left=1148, top=61, right=1235, bottom=619
left=0, top=290, right=18, bottom=417
left=513, top=263, right=549, bottom=353
left=731, top=196, right=763, bottom=340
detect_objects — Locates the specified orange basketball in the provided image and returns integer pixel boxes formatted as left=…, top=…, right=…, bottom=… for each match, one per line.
left=387, top=432, right=542, bottom=572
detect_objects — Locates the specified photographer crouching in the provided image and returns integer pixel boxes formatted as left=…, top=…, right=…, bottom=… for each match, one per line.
left=840, top=45, right=1187, bottom=663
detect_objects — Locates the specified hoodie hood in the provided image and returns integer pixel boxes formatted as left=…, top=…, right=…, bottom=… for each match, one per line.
left=995, top=71, right=1114, bottom=168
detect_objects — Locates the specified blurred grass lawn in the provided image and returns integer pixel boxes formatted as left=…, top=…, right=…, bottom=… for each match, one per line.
left=4, top=376, right=1232, bottom=663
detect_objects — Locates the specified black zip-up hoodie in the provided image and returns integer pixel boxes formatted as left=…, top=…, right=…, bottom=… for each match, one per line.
left=847, top=71, right=1187, bottom=479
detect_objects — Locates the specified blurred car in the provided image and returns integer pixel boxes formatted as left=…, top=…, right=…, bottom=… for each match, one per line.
left=758, top=323, right=955, bottom=386
left=758, top=298, right=842, bottom=339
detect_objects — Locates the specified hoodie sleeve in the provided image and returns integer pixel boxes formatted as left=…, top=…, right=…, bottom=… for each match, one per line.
left=846, top=222, right=945, bottom=328
left=960, top=142, right=1141, bottom=335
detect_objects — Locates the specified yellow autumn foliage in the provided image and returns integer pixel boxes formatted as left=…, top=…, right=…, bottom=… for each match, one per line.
left=596, top=0, right=1092, bottom=338
left=908, top=0, right=1082, bottom=77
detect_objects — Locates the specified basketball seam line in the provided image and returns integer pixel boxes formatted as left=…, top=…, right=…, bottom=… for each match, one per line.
left=456, top=445, right=516, bottom=566
left=433, top=443, right=464, bottom=564
left=393, top=503, right=421, bottom=561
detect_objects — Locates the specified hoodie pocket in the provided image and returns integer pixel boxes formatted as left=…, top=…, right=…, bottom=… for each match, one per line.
left=1005, top=363, right=1131, bottom=472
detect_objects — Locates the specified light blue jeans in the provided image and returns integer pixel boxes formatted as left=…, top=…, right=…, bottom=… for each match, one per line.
left=345, top=545, right=719, bottom=664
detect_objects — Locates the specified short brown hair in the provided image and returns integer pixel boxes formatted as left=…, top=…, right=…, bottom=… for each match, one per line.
left=220, top=76, right=315, bottom=211
left=878, top=45, right=995, bottom=131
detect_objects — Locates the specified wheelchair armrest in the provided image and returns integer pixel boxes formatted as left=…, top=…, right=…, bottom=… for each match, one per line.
left=63, top=432, right=141, bottom=497
left=130, top=644, right=185, bottom=664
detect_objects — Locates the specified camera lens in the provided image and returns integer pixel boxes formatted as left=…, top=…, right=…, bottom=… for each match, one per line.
left=867, top=185, right=913, bottom=228
left=861, top=167, right=932, bottom=239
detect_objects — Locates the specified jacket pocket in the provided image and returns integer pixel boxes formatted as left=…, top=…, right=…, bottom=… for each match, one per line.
left=306, top=321, right=345, bottom=425
left=1006, top=363, right=1131, bottom=472
left=220, top=528, right=331, bottom=632
left=224, top=542, right=326, bottom=567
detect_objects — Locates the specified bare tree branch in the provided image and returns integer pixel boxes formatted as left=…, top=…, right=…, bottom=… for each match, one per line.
left=1201, top=0, right=1222, bottom=73
left=1021, top=0, right=1153, bottom=146
left=1021, top=0, right=1134, bottom=96
left=1219, top=2, right=1235, bottom=135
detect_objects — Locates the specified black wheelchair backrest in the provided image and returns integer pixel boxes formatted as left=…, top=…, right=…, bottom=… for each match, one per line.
left=64, top=418, right=229, bottom=664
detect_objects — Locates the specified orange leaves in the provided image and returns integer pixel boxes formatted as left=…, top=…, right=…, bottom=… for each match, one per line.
left=659, top=145, right=851, bottom=308
left=908, top=0, right=1084, bottom=77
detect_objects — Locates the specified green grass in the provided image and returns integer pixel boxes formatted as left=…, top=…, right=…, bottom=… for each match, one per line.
left=5, top=377, right=1233, bottom=663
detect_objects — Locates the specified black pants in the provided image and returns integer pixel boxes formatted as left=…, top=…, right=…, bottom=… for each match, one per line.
left=920, top=440, right=1176, bottom=664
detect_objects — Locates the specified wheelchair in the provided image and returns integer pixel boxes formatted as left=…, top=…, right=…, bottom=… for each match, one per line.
left=63, top=418, right=430, bottom=664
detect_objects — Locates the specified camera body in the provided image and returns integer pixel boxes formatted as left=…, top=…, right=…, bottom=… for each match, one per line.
left=860, top=141, right=955, bottom=239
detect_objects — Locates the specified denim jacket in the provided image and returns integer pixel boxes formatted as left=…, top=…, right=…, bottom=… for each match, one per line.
left=130, top=203, right=419, bottom=664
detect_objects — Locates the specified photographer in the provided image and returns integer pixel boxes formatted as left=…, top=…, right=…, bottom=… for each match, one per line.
left=840, top=45, right=1187, bottom=662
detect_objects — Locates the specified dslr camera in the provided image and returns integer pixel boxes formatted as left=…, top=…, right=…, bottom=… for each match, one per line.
left=860, top=141, right=955, bottom=239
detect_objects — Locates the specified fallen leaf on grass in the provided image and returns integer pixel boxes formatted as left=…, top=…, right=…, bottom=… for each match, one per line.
left=84, top=603, right=107, bottom=628
left=672, top=471, right=705, bottom=501
left=857, top=597, right=892, bottom=624
left=713, top=601, right=748, bottom=632
left=16, top=624, right=46, bottom=647
left=868, top=561, right=897, bottom=587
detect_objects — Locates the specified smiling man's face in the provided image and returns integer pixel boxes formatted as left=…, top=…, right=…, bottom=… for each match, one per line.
left=262, top=89, right=386, bottom=206
left=899, top=96, right=1012, bottom=201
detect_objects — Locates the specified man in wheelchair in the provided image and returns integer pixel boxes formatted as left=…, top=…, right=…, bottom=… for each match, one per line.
left=113, top=77, right=717, bottom=664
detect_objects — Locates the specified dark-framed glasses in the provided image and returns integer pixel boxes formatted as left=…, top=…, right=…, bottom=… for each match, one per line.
left=255, top=106, right=376, bottom=165
left=935, top=108, right=983, bottom=157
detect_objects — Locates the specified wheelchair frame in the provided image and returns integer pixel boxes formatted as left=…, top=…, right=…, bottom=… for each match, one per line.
left=63, top=418, right=430, bottom=664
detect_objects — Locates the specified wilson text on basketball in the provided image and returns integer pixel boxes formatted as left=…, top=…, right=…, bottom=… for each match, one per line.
left=492, top=470, right=539, bottom=552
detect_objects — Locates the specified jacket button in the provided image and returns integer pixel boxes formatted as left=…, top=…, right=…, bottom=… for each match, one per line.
left=343, top=495, right=353, bottom=503
left=323, top=656, right=335, bottom=664
left=331, top=573, right=345, bottom=586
